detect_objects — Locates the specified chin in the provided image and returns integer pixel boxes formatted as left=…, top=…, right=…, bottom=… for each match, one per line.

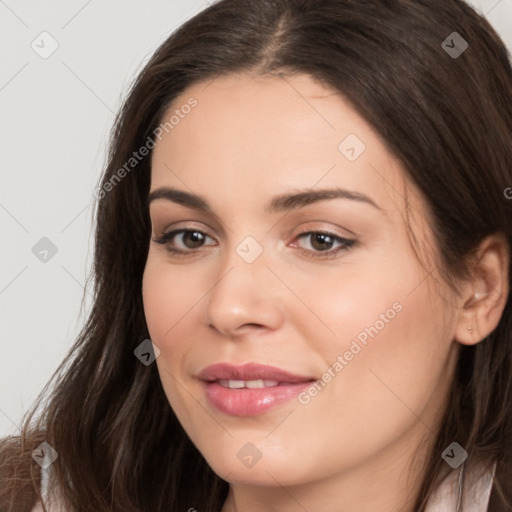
left=199, top=440, right=313, bottom=487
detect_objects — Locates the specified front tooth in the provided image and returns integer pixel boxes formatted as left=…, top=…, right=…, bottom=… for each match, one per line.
left=245, top=379, right=265, bottom=388
left=216, top=379, right=280, bottom=388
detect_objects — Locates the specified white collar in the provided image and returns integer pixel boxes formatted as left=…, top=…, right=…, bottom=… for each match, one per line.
left=425, top=461, right=496, bottom=512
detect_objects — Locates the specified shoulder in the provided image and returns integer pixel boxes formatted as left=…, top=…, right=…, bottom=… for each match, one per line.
left=0, top=433, right=45, bottom=512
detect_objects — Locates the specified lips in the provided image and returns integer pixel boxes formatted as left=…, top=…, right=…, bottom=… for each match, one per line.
left=198, top=363, right=315, bottom=416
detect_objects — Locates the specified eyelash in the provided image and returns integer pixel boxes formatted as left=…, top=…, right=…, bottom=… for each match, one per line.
left=152, top=228, right=356, bottom=260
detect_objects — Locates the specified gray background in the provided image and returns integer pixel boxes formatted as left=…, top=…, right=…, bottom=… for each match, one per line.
left=1, top=0, right=511, bottom=437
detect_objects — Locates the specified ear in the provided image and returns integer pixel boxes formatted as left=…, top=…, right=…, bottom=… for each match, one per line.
left=455, top=233, right=510, bottom=345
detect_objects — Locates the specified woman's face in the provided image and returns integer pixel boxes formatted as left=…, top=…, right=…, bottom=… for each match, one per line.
left=142, top=73, right=460, bottom=494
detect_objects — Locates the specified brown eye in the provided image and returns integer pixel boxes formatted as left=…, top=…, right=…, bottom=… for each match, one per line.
left=293, top=231, right=356, bottom=260
left=309, top=233, right=336, bottom=251
left=153, top=229, right=216, bottom=253
left=296, top=232, right=352, bottom=252
left=179, top=230, right=207, bottom=249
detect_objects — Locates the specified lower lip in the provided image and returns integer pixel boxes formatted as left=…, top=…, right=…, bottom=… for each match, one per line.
left=202, top=381, right=312, bottom=416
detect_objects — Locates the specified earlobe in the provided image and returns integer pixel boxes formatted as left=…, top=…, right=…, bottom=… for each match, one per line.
left=454, top=234, right=510, bottom=346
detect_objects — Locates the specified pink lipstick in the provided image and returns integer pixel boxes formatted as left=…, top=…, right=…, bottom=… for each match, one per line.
left=198, top=363, right=315, bottom=416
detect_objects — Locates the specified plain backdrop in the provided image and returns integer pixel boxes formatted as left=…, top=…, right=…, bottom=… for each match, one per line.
left=1, top=0, right=512, bottom=437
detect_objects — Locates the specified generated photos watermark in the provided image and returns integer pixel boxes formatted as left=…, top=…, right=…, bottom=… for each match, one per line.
left=94, top=97, right=198, bottom=200
left=298, top=301, right=403, bottom=405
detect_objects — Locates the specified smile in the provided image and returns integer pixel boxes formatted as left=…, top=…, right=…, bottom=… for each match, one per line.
left=198, top=363, right=316, bottom=416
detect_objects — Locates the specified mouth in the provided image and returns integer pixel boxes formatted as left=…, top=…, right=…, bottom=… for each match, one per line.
left=198, top=363, right=316, bottom=416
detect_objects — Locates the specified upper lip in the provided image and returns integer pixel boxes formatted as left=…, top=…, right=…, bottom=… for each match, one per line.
left=198, top=363, right=316, bottom=383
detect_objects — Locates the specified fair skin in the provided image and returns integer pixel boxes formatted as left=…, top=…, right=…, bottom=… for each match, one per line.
left=142, top=73, right=509, bottom=512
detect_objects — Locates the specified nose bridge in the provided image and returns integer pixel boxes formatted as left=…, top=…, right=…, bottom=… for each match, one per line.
left=216, top=232, right=269, bottom=285
left=204, top=233, right=284, bottom=335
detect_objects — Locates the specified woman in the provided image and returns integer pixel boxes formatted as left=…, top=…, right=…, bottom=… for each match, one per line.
left=1, top=0, right=512, bottom=510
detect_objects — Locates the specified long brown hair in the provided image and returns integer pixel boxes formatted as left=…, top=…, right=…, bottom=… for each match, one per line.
left=2, top=0, right=512, bottom=510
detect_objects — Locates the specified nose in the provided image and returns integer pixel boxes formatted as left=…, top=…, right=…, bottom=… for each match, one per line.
left=204, top=241, right=285, bottom=339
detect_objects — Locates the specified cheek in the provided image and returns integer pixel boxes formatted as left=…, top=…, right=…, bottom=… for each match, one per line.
left=141, top=256, right=216, bottom=396
left=293, top=247, right=450, bottom=415
left=142, top=257, right=202, bottom=343
left=281, top=246, right=416, bottom=354
left=141, top=258, right=201, bottom=422
left=312, top=278, right=450, bottom=443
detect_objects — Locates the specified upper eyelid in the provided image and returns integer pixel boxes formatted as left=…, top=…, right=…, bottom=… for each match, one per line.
left=149, top=208, right=229, bottom=236
left=148, top=200, right=365, bottom=238
left=153, top=216, right=355, bottom=236
left=153, top=220, right=215, bottom=236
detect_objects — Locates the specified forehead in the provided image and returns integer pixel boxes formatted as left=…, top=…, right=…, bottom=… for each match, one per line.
left=149, top=73, right=414, bottom=220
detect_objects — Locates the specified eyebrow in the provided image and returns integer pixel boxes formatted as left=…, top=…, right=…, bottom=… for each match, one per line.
left=146, top=186, right=383, bottom=215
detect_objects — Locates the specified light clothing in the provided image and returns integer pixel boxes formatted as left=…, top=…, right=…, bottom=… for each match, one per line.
left=425, top=461, right=496, bottom=512
left=31, top=460, right=497, bottom=511
left=31, top=465, right=64, bottom=512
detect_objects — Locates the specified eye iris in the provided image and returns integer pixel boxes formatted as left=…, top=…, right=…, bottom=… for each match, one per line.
left=183, top=231, right=205, bottom=249
left=310, top=233, right=334, bottom=251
